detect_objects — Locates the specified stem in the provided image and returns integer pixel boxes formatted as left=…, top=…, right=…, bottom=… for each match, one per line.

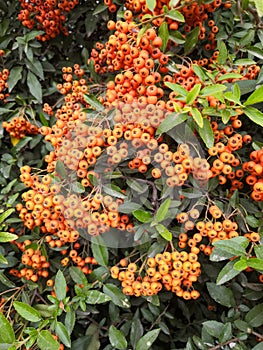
left=208, top=337, right=241, bottom=350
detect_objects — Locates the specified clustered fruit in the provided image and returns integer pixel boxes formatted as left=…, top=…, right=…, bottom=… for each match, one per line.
left=0, top=67, right=9, bottom=103
left=18, top=0, right=79, bottom=41
left=2, top=117, right=39, bottom=139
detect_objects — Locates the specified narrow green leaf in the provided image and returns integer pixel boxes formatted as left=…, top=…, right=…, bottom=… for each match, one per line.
left=126, top=179, right=147, bottom=193
left=85, top=290, right=111, bottom=304
left=55, top=160, right=68, bottom=178
left=245, top=304, right=263, bottom=327
left=13, top=301, right=42, bottom=323
left=103, top=283, right=131, bottom=308
left=186, top=84, right=201, bottom=105
left=146, top=0, right=156, bottom=12
left=27, top=71, right=42, bottom=102
left=83, top=94, right=104, bottom=112
left=0, top=255, right=7, bottom=264
left=216, top=259, right=241, bottom=285
left=155, top=198, right=171, bottom=222
left=198, top=118, right=214, bottom=148
left=244, top=85, right=263, bottom=106
left=212, top=236, right=249, bottom=257
left=0, top=232, right=18, bottom=243
left=255, top=0, right=263, bottom=16
left=155, top=224, right=172, bottom=241
left=55, top=322, right=71, bottom=348
left=0, top=313, right=15, bottom=344
left=233, top=257, right=248, bottom=271
left=156, top=112, right=188, bottom=134
left=255, top=246, right=263, bottom=260
left=203, top=321, right=224, bottom=338
left=158, top=22, right=169, bottom=51
left=243, top=106, right=263, bottom=127
left=191, top=108, right=203, bottom=128
left=164, top=82, right=188, bottom=96
left=247, top=46, right=263, bottom=60
left=37, top=330, right=60, bottom=350
left=71, top=182, right=85, bottom=194
left=69, top=266, right=87, bottom=285
left=165, top=9, right=185, bottom=22
left=137, top=26, right=148, bottom=46
left=0, top=209, right=15, bottom=225
left=192, top=64, right=208, bottom=81
left=247, top=258, right=263, bottom=272
left=119, top=202, right=142, bottom=213
left=217, top=73, right=243, bottom=82
left=103, top=185, right=127, bottom=199
left=219, top=322, right=232, bottom=343
left=8, top=66, right=22, bottom=92
left=109, top=325, right=127, bottom=350
left=65, top=309, right=76, bottom=335
left=200, top=84, right=227, bottom=97
left=91, top=235, right=108, bottom=266
left=133, top=209, right=152, bottom=223
left=135, top=329, right=160, bottom=350
left=184, top=27, right=200, bottom=55
left=207, top=282, right=235, bottom=307
left=93, top=3, right=107, bottom=15
left=55, top=270, right=67, bottom=301
left=217, top=41, right=228, bottom=65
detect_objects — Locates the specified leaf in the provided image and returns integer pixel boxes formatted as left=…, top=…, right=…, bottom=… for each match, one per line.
left=247, top=258, right=263, bottom=272
left=243, top=106, right=263, bottom=127
left=245, top=304, right=263, bottom=327
left=155, top=224, right=172, bottom=241
left=164, top=82, right=188, bottom=96
left=217, top=73, right=243, bottom=82
left=103, top=185, right=127, bottom=199
left=207, top=282, right=235, bottom=307
left=103, top=283, right=131, bottom=308
left=202, top=321, right=224, bottom=338
left=191, top=108, right=203, bottom=128
left=91, top=235, right=108, bottom=266
left=212, top=236, right=249, bottom=257
left=27, top=71, right=42, bottom=102
left=216, top=259, right=241, bottom=285
left=130, top=315, right=144, bottom=348
left=13, top=136, right=32, bottom=152
left=118, top=202, right=142, bottom=213
left=186, top=84, right=201, bottom=105
left=0, top=255, right=7, bottom=264
left=217, top=41, right=228, bottom=65
left=109, top=325, right=127, bottom=350
left=93, top=3, right=107, bottom=15
left=0, top=313, right=15, bottom=344
left=83, top=94, right=104, bottom=112
left=55, top=322, right=71, bottom=348
left=13, top=301, right=42, bottom=323
left=247, top=46, right=263, bottom=60
left=135, top=329, right=160, bottom=350
left=133, top=209, right=152, bottom=223
left=165, top=9, right=185, bottom=22
left=158, top=22, right=169, bottom=51
left=246, top=215, right=259, bottom=228
left=198, top=118, right=214, bottom=148
left=255, top=0, right=263, bottom=17
left=55, top=160, right=68, bottom=178
left=37, top=330, right=60, bottom=350
left=200, top=84, right=227, bottom=97
left=69, top=266, right=87, bottom=285
left=155, top=198, right=171, bottom=222
left=146, top=0, right=156, bottom=12
left=65, top=309, right=76, bottom=335
left=219, top=322, right=232, bottom=343
left=156, top=112, right=188, bottom=135
left=8, top=66, right=22, bottom=92
left=244, top=85, right=263, bottom=106
left=255, top=246, right=263, bottom=260
left=126, top=179, right=147, bottom=193
left=71, top=182, right=85, bottom=194
left=85, top=290, right=111, bottom=304
left=55, top=270, right=67, bottom=301
left=0, top=209, right=15, bottom=225
left=233, top=257, right=248, bottom=271
left=137, top=26, right=148, bottom=46
left=0, top=232, right=17, bottom=243
left=184, top=27, right=200, bottom=55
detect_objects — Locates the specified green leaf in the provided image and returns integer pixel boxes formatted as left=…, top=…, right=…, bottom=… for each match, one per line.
left=243, top=106, right=263, bottom=127
left=0, top=254, right=7, bottom=264
left=216, top=259, right=241, bottom=285
left=155, top=224, right=172, bottom=241
left=255, top=0, right=263, bottom=16
left=255, top=246, right=263, bottom=260
left=233, top=257, right=248, bottom=271
left=202, top=321, right=224, bottom=338
left=156, top=112, right=188, bottom=135
left=27, top=71, right=42, bottom=102
left=103, top=283, right=131, bottom=308
left=55, top=322, right=71, bottom=348
left=85, top=290, right=111, bottom=304
left=0, top=209, right=15, bottom=225
left=247, top=258, right=263, bottom=272
left=252, top=343, right=263, bottom=350
left=0, top=232, right=17, bottom=243
left=165, top=9, right=185, bottom=22
left=247, top=46, right=263, bottom=60
left=191, top=108, right=203, bottom=128
left=130, top=316, right=143, bottom=348
left=164, top=82, right=188, bottom=96
left=37, top=330, right=60, bottom=350
left=103, top=185, right=127, bottom=199
left=71, top=182, right=85, bottom=194
left=158, top=22, right=169, bottom=51
left=0, top=313, right=15, bottom=344
left=135, top=329, right=160, bottom=350
left=169, top=30, right=185, bottom=44
left=184, top=27, right=200, bottom=55
left=200, top=84, right=227, bottom=97
left=83, top=94, right=104, bottom=112
left=245, top=304, right=263, bottom=327
left=126, top=179, right=147, bottom=193
left=207, top=282, right=235, bottom=307
left=246, top=215, right=259, bottom=228
left=219, top=322, right=232, bottom=343
left=137, top=26, right=148, bottom=46
left=198, top=118, right=214, bottom=148
left=13, top=301, right=42, bottom=323
left=55, top=270, right=67, bottom=301
left=186, top=84, right=201, bottom=105
left=217, top=41, right=228, bottom=65
left=217, top=73, right=243, bottom=82
left=65, top=309, right=76, bottom=335
left=155, top=198, right=171, bottom=222
left=93, top=3, right=107, bottom=15
left=118, top=202, right=142, bottom=213
left=109, top=326, right=127, bottom=350
left=146, top=0, right=156, bottom=12
left=8, top=66, right=23, bottom=92
left=69, top=266, right=87, bottom=285
left=13, top=136, right=32, bottom=152
left=55, top=160, right=68, bottom=178
left=91, top=235, right=108, bottom=266
left=244, top=85, right=263, bottom=106
left=212, top=236, right=249, bottom=257
left=133, top=209, right=152, bottom=223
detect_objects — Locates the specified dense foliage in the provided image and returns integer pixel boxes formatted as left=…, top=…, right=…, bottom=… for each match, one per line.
left=0, top=0, right=263, bottom=349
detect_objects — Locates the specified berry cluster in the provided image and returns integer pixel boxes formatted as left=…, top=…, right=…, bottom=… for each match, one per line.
left=2, top=117, right=39, bottom=139
left=0, top=68, right=9, bottom=103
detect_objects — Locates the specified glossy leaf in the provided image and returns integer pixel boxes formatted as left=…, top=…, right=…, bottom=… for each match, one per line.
left=186, top=84, right=201, bottom=105
left=184, top=27, right=200, bottom=54
left=37, top=330, right=60, bottom=350
left=158, top=22, right=169, bottom=51
left=217, top=41, right=228, bottom=65
left=54, top=270, right=67, bottom=301
left=243, top=106, right=263, bottom=127
left=27, top=71, right=42, bottom=102
left=91, top=235, right=108, bottom=266
left=0, top=313, right=15, bottom=344
left=8, top=66, right=22, bottom=92
left=109, top=325, right=127, bottom=350
left=244, top=85, right=263, bottom=106
left=103, top=283, right=130, bottom=308
left=135, top=329, right=160, bottom=350
left=191, top=107, right=203, bottom=128
left=207, top=282, right=235, bottom=307
left=245, top=303, right=263, bottom=327
left=85, top=290, right=112, bottom=304
left=155, top=224, right=172, bottom=241
left=13, top=301, right=42, bottom=322
left=133, top=209, right=152, bottom=223
left=198, top=118, right=214, bottom=148
left=84, top=94, right=104, bottom=112
left=146, top=0, right=156, bottom=12
left=212, top=236, right=249, bottom=257
left=55, top=322, right=71, bottom=348
left=156, top=112, right=188, bottom=135
left=165, top=9, right=184, bottom=22
left=155, top=198, right=171, bottom=222
left=200, top=84, right=227, bottom=97
left=216, top=259, right=241, bottom=285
